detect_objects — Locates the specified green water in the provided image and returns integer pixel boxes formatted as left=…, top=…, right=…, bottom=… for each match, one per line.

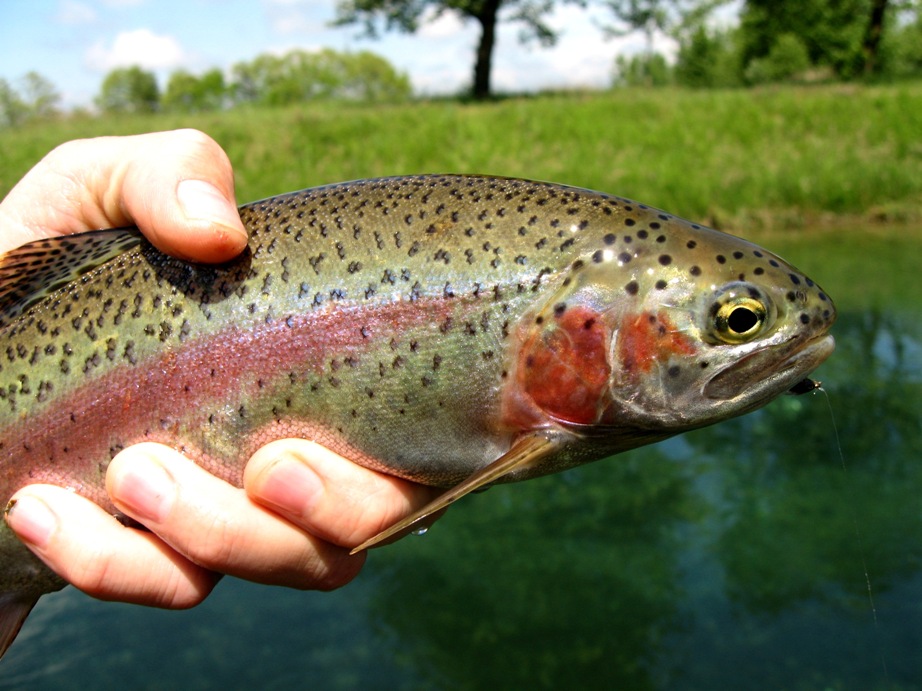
left=1, top=226, right=919, bottom=690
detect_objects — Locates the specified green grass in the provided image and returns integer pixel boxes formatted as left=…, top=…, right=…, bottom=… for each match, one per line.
left=3, top=82, right=922, bottom=233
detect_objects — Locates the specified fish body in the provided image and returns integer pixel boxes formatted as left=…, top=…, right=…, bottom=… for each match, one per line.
left=0, top=175, right=835, bottom=655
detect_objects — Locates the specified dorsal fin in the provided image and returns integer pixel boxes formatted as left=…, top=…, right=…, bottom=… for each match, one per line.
left=0, top=228, right=143, bottom=328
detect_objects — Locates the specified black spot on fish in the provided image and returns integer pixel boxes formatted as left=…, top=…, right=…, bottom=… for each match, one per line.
left=659, top=255, right=672, bottom=266
left=625, top=281, right=639, bottom=295
left=655, top=280, right=668, bottom=290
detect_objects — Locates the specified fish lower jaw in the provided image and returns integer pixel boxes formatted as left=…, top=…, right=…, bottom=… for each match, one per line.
left=703, top=333, right=836, bottom=402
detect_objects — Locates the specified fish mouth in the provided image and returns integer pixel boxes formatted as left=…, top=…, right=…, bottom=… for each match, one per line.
left=703, top=334, right=836, bottom=402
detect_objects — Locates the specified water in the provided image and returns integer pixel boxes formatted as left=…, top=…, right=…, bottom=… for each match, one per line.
left=1, top=225, right=920, bottom=690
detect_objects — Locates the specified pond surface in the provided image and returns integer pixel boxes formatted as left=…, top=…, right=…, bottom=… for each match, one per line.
left=1, top=225, right=920, bottom=690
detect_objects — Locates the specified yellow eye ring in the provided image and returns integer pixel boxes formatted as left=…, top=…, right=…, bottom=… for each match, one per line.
left=713, top=297, right=768, bottom=343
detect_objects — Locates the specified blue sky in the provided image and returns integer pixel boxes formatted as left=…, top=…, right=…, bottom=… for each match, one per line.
left=0, top=0, right=678, bottom=108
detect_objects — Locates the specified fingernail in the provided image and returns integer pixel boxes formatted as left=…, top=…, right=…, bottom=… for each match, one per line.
left=109, top=454, right=177, bottom=524
left=256, top=455, right=323, bottom=519
left=5, top=495, right=58, bottom=549
left=177, top=179, right=248, bottom=243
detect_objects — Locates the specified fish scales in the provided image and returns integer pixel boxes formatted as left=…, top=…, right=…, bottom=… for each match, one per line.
left=1, top=176, right=628, bottom=495
left=0, top=175, right=836, bottom=656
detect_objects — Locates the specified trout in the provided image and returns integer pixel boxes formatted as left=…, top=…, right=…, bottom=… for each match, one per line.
left=0, top=175, right=835, bottom=657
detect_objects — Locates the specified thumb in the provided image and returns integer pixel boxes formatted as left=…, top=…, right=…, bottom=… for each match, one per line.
left=0, top=129, right=248, bottom=263
left=117, top=129, right=248, bottom=263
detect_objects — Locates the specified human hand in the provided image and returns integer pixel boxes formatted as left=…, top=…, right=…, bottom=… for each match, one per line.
left=0, top=129, right=246, bottom=261
left=1, top=130, right=440, bottom=607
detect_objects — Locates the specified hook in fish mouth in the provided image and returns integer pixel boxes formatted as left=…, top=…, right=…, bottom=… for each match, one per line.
left=788, top=377, right=822, bottom=395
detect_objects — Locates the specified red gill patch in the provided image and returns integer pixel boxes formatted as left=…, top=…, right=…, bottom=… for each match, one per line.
left=618, top=310, right=697, bottom=375
left=515, top=304, right=611, bottom=425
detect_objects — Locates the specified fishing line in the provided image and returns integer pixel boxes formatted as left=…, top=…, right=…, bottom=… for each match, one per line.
left=816, top=385, right=888, bottom=681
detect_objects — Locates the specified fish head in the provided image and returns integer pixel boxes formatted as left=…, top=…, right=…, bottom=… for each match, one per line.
left=507, top=218, right=836, bottom=439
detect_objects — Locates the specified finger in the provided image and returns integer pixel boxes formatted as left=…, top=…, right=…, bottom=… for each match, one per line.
left=106, top=443, right=364, bottom=591
left=115, top=130, right=248, bottom=262
left=5, top=485, right=220, bottom=608
left=243, top=439, right=444, bottom=548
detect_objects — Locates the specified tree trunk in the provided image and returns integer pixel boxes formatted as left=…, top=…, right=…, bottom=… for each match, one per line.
left=862, top=0, right=889, bottom=76
left=472, top=0, right=501, bottom=100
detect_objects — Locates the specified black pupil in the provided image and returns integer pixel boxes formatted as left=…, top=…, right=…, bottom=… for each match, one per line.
left=728, top=307, right=759, bottom=333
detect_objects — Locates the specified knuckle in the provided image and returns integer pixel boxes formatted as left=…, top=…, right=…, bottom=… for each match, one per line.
left=306, top=559, right=362, bottom=592
left=179, top=515, right=241, bottom=571
left=63, top=548, right=114, bottom=596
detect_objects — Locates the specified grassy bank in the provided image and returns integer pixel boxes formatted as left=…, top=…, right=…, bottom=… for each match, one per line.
left=2, top=82, right=921, bottom=232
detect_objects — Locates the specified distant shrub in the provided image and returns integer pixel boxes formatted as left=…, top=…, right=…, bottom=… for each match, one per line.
left=745, top=34, right=812, bottom=84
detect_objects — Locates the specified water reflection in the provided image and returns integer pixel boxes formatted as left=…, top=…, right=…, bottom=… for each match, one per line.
left=2, top=302, right=920, bottom=689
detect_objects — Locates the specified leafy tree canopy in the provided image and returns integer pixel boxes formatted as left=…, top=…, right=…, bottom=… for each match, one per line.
left=230, top=48, right=412, bottom=106
left=96, top=66, right=160, bottom=114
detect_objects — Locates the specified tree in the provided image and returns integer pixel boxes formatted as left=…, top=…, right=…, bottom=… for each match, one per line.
left=20, top=72, right=61, bottom=119
left=96, top=66, right=160, bottom=114
left=334, top=50, right=413, bottom=100
left=673, top=25, right=741, bottom=87
left=0, top=72, right=61, bottom=128
left=612, top=51, right=672, bottom=86
left=333, top=0, right=589, bottom=100
left=744, top=32, right=811, bottom=84
left=862, top=0, right=890, bottom=75
left=228, top=48, right=411, bottom=106
left=0, top=79, right=27, bottom=128
left=163, top=69, right=227, bottom=113
left=602, top=0, right=732, bottom=47
left=737, top=0, right=885, bottom=79
left=887, top=8, right=922, bottom=76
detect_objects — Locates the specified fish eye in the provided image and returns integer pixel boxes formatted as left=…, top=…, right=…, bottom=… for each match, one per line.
left=712, top=296, right=768, bottom=344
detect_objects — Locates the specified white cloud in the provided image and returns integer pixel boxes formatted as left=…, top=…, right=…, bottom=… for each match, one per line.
left=85, top=29, right=187, bottom=72
left=56, top=0, right=97, bottom=24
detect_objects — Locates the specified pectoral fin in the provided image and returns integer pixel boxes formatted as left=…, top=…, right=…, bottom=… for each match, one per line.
left=0, top=592, right=40, bottom=660
left=350, top=434, right=557, bottom=554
